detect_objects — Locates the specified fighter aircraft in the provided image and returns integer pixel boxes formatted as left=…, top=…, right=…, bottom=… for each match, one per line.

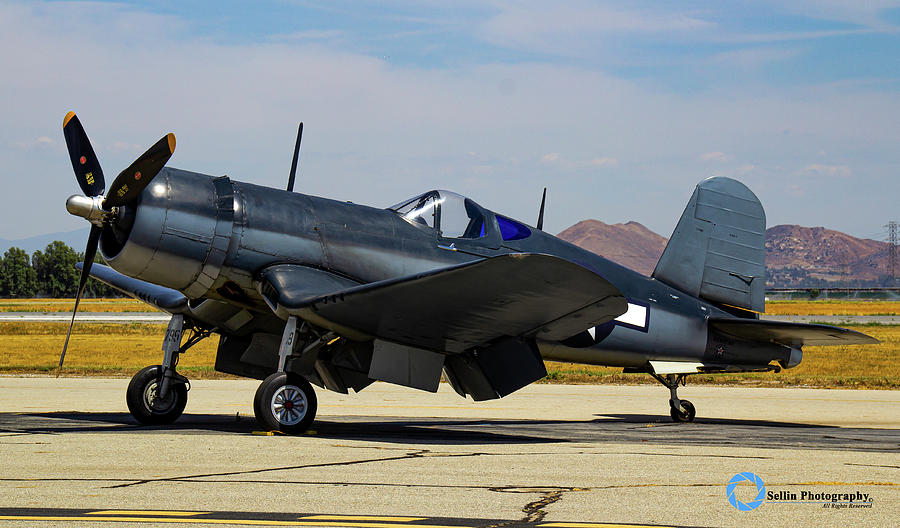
left=58, top=112, right=877, bottom=433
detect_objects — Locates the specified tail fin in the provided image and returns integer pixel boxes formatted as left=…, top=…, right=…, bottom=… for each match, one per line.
left=652, top=177, right=766, bottom=312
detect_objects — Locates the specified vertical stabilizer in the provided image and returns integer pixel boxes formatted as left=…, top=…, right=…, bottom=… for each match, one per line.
left=652, top=177, right=766, bottom=312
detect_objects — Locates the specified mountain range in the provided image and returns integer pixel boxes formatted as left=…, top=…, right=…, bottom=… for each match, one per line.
left=0, top=228, right=90, bottom=256
left=557, top=221, right=892, bottom=288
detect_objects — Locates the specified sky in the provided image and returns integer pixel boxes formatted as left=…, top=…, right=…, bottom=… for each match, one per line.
left=1, top=0, right=898, bottom=242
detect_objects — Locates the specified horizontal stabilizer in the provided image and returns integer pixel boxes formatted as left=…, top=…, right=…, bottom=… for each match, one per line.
left=76, top=262, right=189, bottom=313
left=709, top=318, right=879, bottom=347
left=278, top=253, right=626, bottom=353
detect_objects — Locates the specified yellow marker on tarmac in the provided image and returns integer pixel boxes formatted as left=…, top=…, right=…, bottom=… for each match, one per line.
left=538, top=522, right=671, bottom=528
left=302, top=515, right=425, bottom=522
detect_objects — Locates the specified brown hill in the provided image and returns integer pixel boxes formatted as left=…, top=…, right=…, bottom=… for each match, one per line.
left=557, top=221, right=891, bottom=286
left=556, top=220, right=667, bottom=276
left=765, top=225, right=889, bottom=284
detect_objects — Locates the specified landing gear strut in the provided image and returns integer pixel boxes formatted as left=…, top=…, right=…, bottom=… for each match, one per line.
left=126, top=315, right=213, bottom=425
left=651, top=373, right=696, bottom=423
left=252, top=316, right=320, bottom=434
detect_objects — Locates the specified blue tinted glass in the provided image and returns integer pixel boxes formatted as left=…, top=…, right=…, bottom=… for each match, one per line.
left=497, top=215, right=531, bottom=241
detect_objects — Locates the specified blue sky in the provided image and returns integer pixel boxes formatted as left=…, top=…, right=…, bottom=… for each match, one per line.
left=2, top=0, right=898, bottom=241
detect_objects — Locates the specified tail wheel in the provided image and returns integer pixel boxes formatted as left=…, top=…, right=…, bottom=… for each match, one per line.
left=126, top=365, right=188, bottom=425
left=253, top=372, right=317, bottom=434
left=670, top=399, right=696, bottom=423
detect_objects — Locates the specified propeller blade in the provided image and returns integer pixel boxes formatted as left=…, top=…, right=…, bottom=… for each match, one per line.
left=62, top=112, right=105, bottom=197
left=103, top=133, right=176, bottom=208
left=57, top=225, right=101, bottom=377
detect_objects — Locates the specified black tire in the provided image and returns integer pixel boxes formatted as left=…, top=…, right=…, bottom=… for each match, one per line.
left=126, top=365, right=188, bottom=425
left=253, top=372, right=317, bottom=434
left=670, top=399, right=696, bottom=423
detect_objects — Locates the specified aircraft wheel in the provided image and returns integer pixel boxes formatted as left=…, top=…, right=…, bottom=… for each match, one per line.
left=126, top=365, right=188, bottom=425
left=253, top=372, right=317, bottom=434
left=670, top=399, right=696, bottom=423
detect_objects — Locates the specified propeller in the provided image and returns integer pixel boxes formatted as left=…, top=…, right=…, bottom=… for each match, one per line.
left=63, top=112, right=105, bottom=197
left=57, top=112, right=176, bottom=376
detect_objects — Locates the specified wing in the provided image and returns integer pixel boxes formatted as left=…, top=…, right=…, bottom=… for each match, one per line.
left=262, top=253, right=627, bottom=353
left=76, top=262, right=188, bottom=313
left=708, top=317, right=879, bottom=347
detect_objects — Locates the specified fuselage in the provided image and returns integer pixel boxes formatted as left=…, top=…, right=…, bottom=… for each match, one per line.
left=100, top=168, right=794, bottom=371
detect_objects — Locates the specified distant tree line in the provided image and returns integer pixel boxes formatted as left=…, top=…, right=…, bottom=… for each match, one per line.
left=0, top=241, right=122, bottom=298
left=767, top=267, right=889, bottom=289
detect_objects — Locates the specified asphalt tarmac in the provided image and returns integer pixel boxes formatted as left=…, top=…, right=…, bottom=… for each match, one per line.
left=0, top=378, right=897, bottom=528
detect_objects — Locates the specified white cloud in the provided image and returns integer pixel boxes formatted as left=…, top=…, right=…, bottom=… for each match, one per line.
left=479, top=2, right=713, bottom=57
left=541, top=152, right=560, bottom=162
left=699, top=152, right=732, bottom=162
left=0, top=1, right=896, bottom=240
left=540, top=153, right=617, bottom=168
left=13, top=135, right=56, bottom=150
left=270, top=29, right=346, bottom=42
left=799, top=164, right=852, bottom=178
left=589, top=157, right=618, bottom=167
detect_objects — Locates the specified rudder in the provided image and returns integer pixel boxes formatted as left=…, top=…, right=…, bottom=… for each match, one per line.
left=652, top=177, right=766, bottom=312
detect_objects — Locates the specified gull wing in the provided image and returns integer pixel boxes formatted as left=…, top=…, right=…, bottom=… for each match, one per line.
left=262, top=253, right=627, bottom=353
left=76, top=262, right=188, bottom=313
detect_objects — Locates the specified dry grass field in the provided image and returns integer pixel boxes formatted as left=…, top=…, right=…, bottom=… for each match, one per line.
left=0, top=321, right=895, bottom=388
left=0, top=322, right=223, bottom=377
left=764, top=300, right=900, bottom=315
left=0, top=298, right=157, bottom=313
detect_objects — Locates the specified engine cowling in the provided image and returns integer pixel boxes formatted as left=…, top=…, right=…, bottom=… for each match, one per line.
left=101, top=167, right=233, bottom=298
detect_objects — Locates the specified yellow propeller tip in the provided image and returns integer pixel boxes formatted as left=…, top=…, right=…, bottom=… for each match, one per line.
left=166, top=133, right=176, bottom=154
left=63, top=111, right=76, bottom=128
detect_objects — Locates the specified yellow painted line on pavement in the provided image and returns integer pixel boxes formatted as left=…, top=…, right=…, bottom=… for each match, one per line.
left=541, top=524, right=673, bottom=528
left=0, top=515, right=464, bottom=527
left=302, top=515, right=425, bottom=522
left=87, top=510, right=206, bottom=516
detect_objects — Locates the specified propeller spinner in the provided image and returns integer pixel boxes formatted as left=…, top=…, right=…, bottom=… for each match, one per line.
left=58, top=112, right=176, bottom=376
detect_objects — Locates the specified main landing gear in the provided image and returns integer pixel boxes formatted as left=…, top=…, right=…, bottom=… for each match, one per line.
left=126, top=315, right=212, bottom=425
left=651, top=373, right=696, bottom=423
left=252, top=316, right=320, bottom=434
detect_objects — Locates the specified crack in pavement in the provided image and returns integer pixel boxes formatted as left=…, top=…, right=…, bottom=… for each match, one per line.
left=482, top=487, right=582, bottom=527
left=845, top=463, right=900, bottom=469
left=98, top=449, right=770, bottom=489
left=103, top=449, right=436, bottom=488
left=102, top=448, right=511, bottom=489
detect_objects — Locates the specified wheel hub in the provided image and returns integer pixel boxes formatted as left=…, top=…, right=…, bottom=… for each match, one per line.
left=271, top=385, right=307, bottom=426
left=144, top=380, right=175, bottom=413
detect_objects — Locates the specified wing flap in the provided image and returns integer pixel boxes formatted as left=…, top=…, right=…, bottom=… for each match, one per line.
left=708, top=317, right=879, bottom=347
left=277, top=253, right=626, bottom=353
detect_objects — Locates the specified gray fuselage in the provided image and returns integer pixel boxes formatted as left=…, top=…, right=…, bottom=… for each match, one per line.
left=100, top=168, right=793, bottom=371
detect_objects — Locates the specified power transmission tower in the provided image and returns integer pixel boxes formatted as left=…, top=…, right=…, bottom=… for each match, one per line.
left=886, top=221, right=898, bottom=287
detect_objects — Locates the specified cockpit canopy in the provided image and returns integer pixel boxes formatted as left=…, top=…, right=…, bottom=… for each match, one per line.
left=389, top=190, right=533, bottom=241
